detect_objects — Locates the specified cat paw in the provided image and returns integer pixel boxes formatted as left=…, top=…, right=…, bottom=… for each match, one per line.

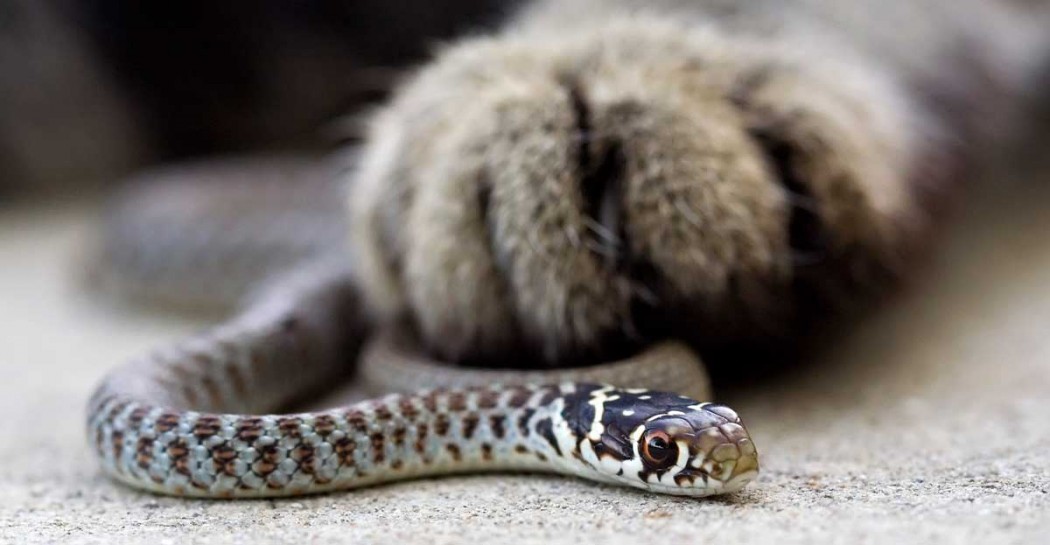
left=349, top=20, right=938, bottom=365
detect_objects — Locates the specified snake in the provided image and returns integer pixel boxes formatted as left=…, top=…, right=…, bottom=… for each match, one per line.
left=87, top=156, right=759, bottom=498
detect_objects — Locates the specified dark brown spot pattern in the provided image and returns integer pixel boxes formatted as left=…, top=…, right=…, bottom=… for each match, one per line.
left=169, top=438, right=191, bottom=476
left=193, top=416, right=222, bottom=439
left=313, top=415, right=336, bottom=436
left=461, top=414, right=480, bottom=439
left=448, top=392, right=467, bottom=412
left=434, top=414, right=451, bottom=436
left=415, top=424, right=430, bottom=460
left=392, top=426, right=407, bottom=448
left=478, top=390, right=499, bottom=409
left=345, top=410, right=369, bottom=434
left=370, top=433, right=385, bottom=464
left=155, top=412, right=181, bottom=433
left=235, top=418, right=264, bottom=442
left=373, top=403, right=393, bottom=421
left=110, top=430, right=124, bottom=466
left=89, top=356, right=652, bottom=498
left=135, top=436, right=153, bottom=466
left=507, top=388, right=532, bottom=408
left=517, top=409, right=535, bottom=437
left=128, top=407, right=149, bottom=426
left=398, top=398, right=419, bottom=421
left=277, top=417, right=303, bottom=438
left=422, top=393, right=438, bottom=413
left=335, top=437, right=356, bottom=467
left=489, top=415, right=506, bottom=439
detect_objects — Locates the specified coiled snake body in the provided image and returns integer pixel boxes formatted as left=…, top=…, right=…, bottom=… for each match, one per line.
left=88, top=157, right=759, bottom=498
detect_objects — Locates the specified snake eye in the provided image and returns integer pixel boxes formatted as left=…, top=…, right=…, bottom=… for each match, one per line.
left=640, top=430, right=677, bottom=469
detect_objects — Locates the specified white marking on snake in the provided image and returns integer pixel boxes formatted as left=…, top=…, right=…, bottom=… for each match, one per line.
left=585, top=387, right=615, bottom=441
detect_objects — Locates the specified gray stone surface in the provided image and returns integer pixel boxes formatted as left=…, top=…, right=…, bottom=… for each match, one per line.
left=1, top=176, right=1048, bottom=544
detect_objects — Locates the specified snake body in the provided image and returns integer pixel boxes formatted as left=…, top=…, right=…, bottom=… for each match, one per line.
left=87, top=157, right=759, bottom=497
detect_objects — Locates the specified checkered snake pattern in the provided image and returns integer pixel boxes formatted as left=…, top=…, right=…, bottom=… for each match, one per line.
left=87, top=157, right=759, bottom=497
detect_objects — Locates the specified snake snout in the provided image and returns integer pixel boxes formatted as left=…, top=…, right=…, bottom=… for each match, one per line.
left=690, top=408, right=760, bottom=492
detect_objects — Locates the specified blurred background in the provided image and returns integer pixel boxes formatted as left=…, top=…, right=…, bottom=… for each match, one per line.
left=3, top=0, right=1048, bottom=200
left=0, top=0, right=519, bottom=198
left=1, top=3, right=1049, bottom=542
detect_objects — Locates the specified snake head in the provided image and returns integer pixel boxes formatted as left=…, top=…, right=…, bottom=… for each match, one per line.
left=564, top=386, right=759, bottom=496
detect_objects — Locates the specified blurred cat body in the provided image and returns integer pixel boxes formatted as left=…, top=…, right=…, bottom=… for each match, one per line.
left=350, top=0, right=1049, bottom=366
left=13, top=0, right=1047, bottom=371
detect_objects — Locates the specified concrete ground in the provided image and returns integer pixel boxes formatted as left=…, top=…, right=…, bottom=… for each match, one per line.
left=1, top=173, right=1048, bottom=544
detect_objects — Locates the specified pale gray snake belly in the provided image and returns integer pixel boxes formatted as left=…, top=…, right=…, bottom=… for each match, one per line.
left=87, top=156, right=759, bottom=498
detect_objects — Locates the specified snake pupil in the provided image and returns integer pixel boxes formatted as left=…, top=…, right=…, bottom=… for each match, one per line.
left=641, top=430, right=676, bottom=468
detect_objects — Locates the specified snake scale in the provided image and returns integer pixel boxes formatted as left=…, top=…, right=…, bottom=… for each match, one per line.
left=87, top=156, right=759, bottom=498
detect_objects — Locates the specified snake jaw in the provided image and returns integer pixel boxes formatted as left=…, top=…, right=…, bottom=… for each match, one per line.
left=721, top=448, right=760, bottom=493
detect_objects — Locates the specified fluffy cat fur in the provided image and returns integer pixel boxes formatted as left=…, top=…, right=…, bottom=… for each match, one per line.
left=349, top=0, right=1049, bottom=368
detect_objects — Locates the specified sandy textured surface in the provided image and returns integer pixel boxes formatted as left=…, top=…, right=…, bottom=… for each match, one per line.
left=1, top=174, right=1048, bottom=544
